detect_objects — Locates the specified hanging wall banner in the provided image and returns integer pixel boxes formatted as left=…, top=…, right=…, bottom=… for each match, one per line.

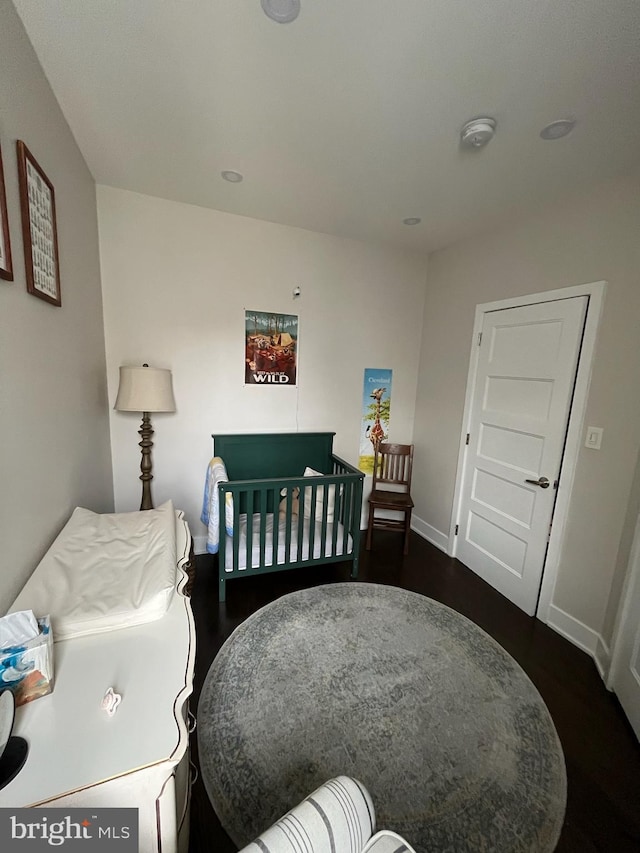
left=245, top=310, right=298, bottom=386
left=359, top=368, right=392, bottom=473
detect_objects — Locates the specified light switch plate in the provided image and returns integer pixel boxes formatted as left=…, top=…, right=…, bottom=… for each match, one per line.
left=585, top=426, right=603, bottom=450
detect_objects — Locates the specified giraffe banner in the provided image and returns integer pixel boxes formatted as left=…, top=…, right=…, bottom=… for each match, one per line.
left=359, top=368, right=393, bottom=474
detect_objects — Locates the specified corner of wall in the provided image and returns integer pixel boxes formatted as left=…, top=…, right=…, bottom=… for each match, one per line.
left=411, top=515, right=449, bottom=553
left=546, top=603, right=611, bottom=685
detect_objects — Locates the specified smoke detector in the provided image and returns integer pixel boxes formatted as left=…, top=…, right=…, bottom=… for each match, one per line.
left=261, top=0, right=301, bottom=23
left=460, top=117, right=497, bottom=149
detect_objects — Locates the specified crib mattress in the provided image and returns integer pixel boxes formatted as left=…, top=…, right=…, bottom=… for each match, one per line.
left=11, top=501, right=178, bottom=640
left=224, top=512, right=353, bottom=572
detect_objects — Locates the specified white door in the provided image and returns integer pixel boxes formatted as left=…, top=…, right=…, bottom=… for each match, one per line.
left=455, top=296, right=588, bottom=616
left=610, top=513, right=640, bottom=740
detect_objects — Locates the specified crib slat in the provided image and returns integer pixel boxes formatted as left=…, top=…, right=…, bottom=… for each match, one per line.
left=244, top=488, right=253, bottom=571
left=296, top=491, right=305, bottom=563
left=283, top=483, right=293, bottom=563
left=232, top=488, right=241, bottom=573
left=339, top=480, right=350, bottom=556
left=256, top=488, right=265, bottom=569
left=270, top=486, right=280, bottom=566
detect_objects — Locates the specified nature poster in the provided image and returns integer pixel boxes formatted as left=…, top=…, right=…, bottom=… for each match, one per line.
left=359, top=368, right=392, bottom=473
left=245, top=310, right=298, bottom=386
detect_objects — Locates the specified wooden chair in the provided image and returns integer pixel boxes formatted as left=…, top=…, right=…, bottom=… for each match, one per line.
left=366, top=443, right=414, bottom=555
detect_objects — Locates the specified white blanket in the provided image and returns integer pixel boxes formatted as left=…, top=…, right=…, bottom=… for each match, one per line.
left=11, top=501, right=178, bottom=640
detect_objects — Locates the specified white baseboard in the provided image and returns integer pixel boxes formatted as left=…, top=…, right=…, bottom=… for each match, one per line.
left=411, top=515, right=449, bottom=553
left=193, top=534, right=208, bottom=555
left=547, top=603, right=606, bottom=662
left=595, top=636, right=612, bottom=685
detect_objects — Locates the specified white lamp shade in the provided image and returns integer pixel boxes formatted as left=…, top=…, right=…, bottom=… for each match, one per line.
left=114, top=365, right=176, bottom=413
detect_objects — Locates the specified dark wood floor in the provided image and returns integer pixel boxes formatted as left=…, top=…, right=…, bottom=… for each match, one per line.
left=188, top=531, right=640, bottom=853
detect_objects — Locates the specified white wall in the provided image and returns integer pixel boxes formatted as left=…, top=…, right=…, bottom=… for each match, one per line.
left=0, top=4, right=113, bottom=610
left=98, top=186, right=428, bottom=547
left=413, top=173, right=640, bottom=646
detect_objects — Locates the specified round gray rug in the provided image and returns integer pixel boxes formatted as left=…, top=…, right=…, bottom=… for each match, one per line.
left=198, top=583, right=566, bottom=852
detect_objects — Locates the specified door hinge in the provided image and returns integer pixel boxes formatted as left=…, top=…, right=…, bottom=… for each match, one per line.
left=455, top=524, right=459, bottom=535
left=465, top=433, right=470, bottom=445
left=477, top=331, right=483, bottom=346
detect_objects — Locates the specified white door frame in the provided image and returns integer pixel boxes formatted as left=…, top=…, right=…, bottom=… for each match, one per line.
left=449, top=281, right=606, bottom=622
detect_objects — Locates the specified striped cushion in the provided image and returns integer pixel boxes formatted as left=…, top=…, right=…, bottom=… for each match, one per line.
left=239, top=776, right=375, bottom=853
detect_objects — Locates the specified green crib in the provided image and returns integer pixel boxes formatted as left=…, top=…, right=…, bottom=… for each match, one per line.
left=212, top=432, right=364, bottom=601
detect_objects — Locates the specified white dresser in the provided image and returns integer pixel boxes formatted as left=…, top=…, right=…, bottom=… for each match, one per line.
left=0, top=513, right=196, bottom=853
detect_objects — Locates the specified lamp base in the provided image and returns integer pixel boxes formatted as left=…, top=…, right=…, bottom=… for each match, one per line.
left=139, top=412, right=154, bottom=510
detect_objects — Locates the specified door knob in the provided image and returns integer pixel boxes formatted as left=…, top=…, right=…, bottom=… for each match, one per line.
left=525, top=476, right=550, bottom=489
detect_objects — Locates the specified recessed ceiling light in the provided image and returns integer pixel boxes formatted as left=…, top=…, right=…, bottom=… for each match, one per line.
left=540, top=119, right=576, bottom=140
left=261, top=0, right=301, bottom=23
left=402, top=218, right=421, bottom=226
left=221, top=170, right=243, bottom=183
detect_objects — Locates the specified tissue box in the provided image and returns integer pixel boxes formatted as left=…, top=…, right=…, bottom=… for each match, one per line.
left=0, top=615, right=54, bottom=706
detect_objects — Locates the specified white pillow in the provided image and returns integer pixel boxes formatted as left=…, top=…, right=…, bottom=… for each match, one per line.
left=303, top=467, right=338, bottom=523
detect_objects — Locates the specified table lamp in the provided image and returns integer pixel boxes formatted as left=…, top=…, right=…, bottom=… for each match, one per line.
left=114, top=363, right=176, bottom=510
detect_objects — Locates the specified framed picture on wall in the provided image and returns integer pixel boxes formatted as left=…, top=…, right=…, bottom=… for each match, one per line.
left=244, top=310, right=298, bottom=386
left=0, top=143, right=13, bottom=281
left=16, top=140, right=61, bottom=306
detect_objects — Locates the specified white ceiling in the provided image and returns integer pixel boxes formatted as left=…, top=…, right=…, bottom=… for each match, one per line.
left=13, top=0, right=640, bottom=253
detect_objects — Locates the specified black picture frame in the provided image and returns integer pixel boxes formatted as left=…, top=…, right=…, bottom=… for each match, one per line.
left=0, top=144, right=13, bottom=282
